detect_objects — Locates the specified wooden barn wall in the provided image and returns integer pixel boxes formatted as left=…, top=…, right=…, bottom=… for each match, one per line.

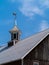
left=23, top=35, right=49, bottom=65
left=2, top=60, right=21, bottom=65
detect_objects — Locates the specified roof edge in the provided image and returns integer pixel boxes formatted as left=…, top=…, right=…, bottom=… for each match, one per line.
left=21, top=33, right=49, bottom=59
left=0, top=58, right=21, bottom=65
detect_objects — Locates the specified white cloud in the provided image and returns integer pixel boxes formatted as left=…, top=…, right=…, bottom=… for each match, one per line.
left=40, top=20, right=49, bottom=31
left=32, top=7, right=43, bottom=15
left=9, top=0, right=49, bottom=17
left=19, top=0, right=43, bottom=17
left=19, top=7, right=34, bottom=17
left=40, top=0, right=49, bottom=8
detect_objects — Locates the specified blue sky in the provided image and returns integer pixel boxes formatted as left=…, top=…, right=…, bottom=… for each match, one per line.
left=0, top=0, right=49, bottom=46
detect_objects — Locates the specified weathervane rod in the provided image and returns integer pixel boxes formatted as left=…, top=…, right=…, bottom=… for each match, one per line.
left=13, top=12, right=17, bottom=26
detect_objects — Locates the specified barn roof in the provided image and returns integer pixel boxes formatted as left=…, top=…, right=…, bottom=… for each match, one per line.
left=0, top=29, right=49, bottom=64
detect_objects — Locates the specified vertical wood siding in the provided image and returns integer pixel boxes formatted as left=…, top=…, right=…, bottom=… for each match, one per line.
left=23, top=35, right=49, bottom=65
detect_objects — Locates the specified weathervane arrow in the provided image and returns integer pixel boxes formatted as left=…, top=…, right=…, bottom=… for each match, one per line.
left=13, top=12, right=17, bottom=26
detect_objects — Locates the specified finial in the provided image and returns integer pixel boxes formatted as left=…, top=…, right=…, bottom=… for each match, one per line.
left=13, top=12, right=17, bottom=26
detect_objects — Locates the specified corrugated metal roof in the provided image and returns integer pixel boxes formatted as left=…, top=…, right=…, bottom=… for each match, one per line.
left=0, top=29, right=49, bottom=64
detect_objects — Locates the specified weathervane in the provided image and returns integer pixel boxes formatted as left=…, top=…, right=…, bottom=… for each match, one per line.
left=13, top=12, right=17, bottom=26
